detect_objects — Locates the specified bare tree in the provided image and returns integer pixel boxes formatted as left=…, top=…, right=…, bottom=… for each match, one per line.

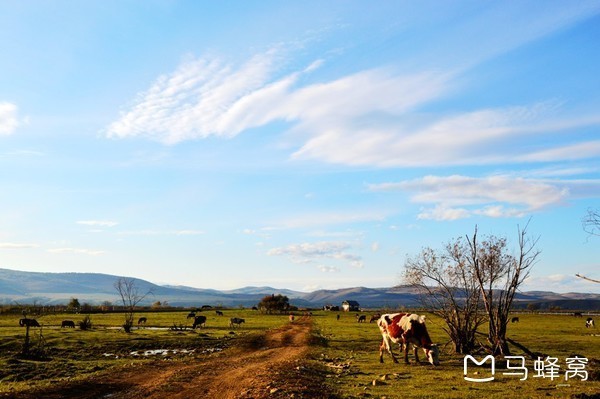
left=578, top=208, right=599, bottom=284
left=582, top=207, right=600, bottom=236
left=468, top=223, right=540, bottom=356
left=404, top=243, right=486, bottom=354
left=114, top=277, right=153, bottom=333
left=405, top=223, right=540, bottom=356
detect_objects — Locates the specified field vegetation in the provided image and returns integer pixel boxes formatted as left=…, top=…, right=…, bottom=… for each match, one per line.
left=313, top=311, right=600, bottom=398
left=0, top=308, right=598, bottom=398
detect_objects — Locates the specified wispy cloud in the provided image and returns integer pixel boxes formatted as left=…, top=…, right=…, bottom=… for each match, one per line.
left=369, top=175, right=594, bottom=221
left=267, top=241, right=363, bottom=268
left=0, top=242, right=39, bottom=249
left=267, top=209, right=390, bottom=230
left=104, top=3, right=600, bottom=170
left=77, top=220, right=119, bottom=227
left=117, top=229, right=204, bottom=236
left=106, top=50, right=286, bottom=143
left=48, top=247, right=105, bottom=256
left=0, top=102, right=21, bottom=136
left=318, top=265, right=341, bottom=273
left=105, top=47, right=452, bottom=147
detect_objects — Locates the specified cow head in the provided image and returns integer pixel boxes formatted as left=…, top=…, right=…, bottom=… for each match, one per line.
left=424, top=344, right=440, bottom=366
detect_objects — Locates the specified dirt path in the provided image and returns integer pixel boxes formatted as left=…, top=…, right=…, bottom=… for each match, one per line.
left=116, top=317, right=314, bottom=399
left=5, top=317, right=334, bottom=399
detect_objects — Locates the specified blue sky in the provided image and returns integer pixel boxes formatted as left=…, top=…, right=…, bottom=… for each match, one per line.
left=1, top=1, right=599, bottom=293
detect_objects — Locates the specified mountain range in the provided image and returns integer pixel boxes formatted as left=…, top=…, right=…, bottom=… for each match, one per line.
left=1, top=268, right=599, bottom=310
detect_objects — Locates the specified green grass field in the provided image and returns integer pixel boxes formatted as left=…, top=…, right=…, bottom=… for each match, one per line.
left=0, top=309, right=286, bottom=394
left=0, top=310, right=598, bottom=398
left=312, top=311, right=600, bottom=398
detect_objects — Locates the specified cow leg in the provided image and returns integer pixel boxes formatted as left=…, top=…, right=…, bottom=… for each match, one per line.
left=413, top=346, right=420, bottom=363
left=403, top=339, right=410, bottom=364
left=380, top=337, right=398, bottom=363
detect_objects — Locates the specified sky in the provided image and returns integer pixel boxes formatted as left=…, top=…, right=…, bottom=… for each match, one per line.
left=1, top=1, right=599, bottom=293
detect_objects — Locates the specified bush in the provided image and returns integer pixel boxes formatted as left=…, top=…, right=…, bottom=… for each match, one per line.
left=79, top=315, right=92, bottom=330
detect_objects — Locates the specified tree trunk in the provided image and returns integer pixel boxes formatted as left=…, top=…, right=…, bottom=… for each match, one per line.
left=22, top=324, right=30, bottom=356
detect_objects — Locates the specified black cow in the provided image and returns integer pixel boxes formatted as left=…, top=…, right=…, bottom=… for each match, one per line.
left=19, top=318, right=40, bottom=327
left=61, top=320, right=75, bottom=328
left=229, top=317, right=245, bottom=328
left=370, top=313, right=382, bottom=323
left=511, top=317, right=519, bottom=323
left=138, top=317, right=147, bottom=325
left=216, top=310, right=224, bottom=316
left=186, top=312, right=196, bottom=319
left=192, top=315, right=207, bottom=329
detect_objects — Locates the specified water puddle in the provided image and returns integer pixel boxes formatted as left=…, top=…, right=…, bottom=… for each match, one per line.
left=102, top=347, right=222, bottom=358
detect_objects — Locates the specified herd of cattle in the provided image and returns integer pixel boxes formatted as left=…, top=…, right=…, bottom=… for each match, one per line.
left=17, top=310, right=247, bottom=331
left=17, top=310, right=596, bottom=367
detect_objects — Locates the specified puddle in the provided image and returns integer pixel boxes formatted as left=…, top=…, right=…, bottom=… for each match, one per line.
left=102, top=347, right=222, bottom=358
left=129, top=349, right=195, bottom=356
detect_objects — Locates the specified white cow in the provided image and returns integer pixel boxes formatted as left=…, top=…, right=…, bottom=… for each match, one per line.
left=377, top=313, right=439, bottom=365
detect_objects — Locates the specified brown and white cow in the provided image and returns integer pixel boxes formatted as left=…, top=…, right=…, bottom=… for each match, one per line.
left=377, top=313, right=439, bottom=366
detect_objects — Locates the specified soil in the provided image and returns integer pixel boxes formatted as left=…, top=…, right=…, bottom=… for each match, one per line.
left=2, top=317, right=337, bottom=399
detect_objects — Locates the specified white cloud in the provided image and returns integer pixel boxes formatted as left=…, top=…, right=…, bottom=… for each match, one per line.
left=0, top=242, right=38, bottom=249
left=106, top=50, right=600, bottom=168
left=174, top=230, right=205, bottom=236
left=371, top=242, right=380, bottom=252
left=104, top=6, right=600, bottom=170
left=372, top=175, right=580, bottom=221
left=105, top=47, right=452, bottom=147
left=267, top=241, right=363, bottom=268
left=417, top=205, right=471, bottom=221
left=0, top=102, right=21, bottom=136
left=268, top=209, right=390, bottom=230
left=48, top=247, right=104, bottom=256
left=522, top=273, right=599, bottom=292
left=106, top=51, right=286, bottom=143
left=318, top=265, right=341, bottom=273
left=77, top=220, right=119, bottom=227
left=117, top=229, right=204, bottom=236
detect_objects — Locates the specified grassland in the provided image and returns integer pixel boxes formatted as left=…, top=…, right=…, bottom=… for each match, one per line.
left=312, top=311, right=600, bottom=398
left=0, top=309, right=286, bottom=396
left=0, top=310, right=598, bottom=398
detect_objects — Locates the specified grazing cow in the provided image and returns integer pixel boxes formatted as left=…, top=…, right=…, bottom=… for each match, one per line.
left=586, top=317, right=595, bottom=328
left=216, top=310, right=224, bottom=316
left=138, top=317, right=147, bottom=325
left=511, top=317, right=519, bottom=323
left=357, top=314, right=367, bottom=323
left=574, top=312, right=583, bottom=317
left=251, top=306, right=258, bottom=311
left=192, top=315, right=207, bottom=329
left=370, top=313, right=382, bottom=323
left=378, top=313, right=440, bottom=366
left=289, top=314, right=295, bottom=322
left=230, top=317, right=245, bottom=328
left=187, top=312, right=196, bottom=319
left=19, top=318, right=40, bottom=327
left=61, top=320, right=75, bottom=328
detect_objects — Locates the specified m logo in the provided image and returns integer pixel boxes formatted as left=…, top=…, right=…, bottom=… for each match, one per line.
left=464, top=355, right=495, bottom=382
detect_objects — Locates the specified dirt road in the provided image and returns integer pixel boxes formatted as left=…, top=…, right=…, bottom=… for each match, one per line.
left=6, top=317, right=335, bottom=399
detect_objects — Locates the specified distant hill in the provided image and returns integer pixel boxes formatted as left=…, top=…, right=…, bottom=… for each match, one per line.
left=1, top=268, right=599, bottom=310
